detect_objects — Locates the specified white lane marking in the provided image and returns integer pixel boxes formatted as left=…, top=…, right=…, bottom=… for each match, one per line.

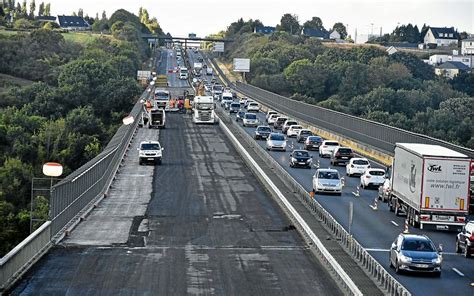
left=391, top=221, right=399, bottom=227
left=452, top=268, right=465, bottom=277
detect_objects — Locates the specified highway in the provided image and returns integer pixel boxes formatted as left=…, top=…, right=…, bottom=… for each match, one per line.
left=9, top=48, right=341, bottom=295
left=188, top=49, right=474, bottom=295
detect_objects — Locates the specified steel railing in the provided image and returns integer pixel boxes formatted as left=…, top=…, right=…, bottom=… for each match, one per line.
left=206, top=55, right=473, bottom=159
left=0, top=89, right=149, bottom=292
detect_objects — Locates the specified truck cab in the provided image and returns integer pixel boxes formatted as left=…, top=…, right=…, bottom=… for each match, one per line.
left=193, top=96, right=216, bottom=124
left=138, top=141, right=164, bottom=165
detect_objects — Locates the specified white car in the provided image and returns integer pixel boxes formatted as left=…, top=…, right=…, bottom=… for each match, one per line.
left=282, top=120, right=298, bottom=134
left=360, top=168, right=386, bottom=188
left=266, top=110, right=278, bottom=121
left=247, top=102, right=260, bottom=112
left=266, top=133, right=287, bottom=151
left=243, top=113, right=259, bottom=127
left=138, top=141, right=164, bottom=165
left=287, top=125, right=303, bottom=137
left=268, top=114, right=280, bottom=125
left=346, top=158, right=370, bottom=176
left=312, top=169, right=342, bottom=195
left=319, top=140, right=340, bottom=157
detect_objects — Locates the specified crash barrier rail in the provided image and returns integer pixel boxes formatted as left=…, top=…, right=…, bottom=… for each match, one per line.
left=216, top=109, right=411, bottom=296
left=0, top=91, right=148, bottom=292
left=207, top=55, right=473, bottom=159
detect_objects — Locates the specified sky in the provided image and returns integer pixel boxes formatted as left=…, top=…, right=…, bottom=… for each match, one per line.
left=46, top=0, right=473, bottom=37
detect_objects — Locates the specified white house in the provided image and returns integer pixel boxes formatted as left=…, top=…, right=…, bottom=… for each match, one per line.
left=461, top=38, right=474, bottom=55
left=435, top=61, right=470, bottom=79
left=428, top=54, right=450, bottom=65
left=423, top=27, right=458, bottom=47
left=448, top=55, right=473, bottom=68
left=56, top=15, right=90, bottom=31
left=329, top=30, right=341, bottom=40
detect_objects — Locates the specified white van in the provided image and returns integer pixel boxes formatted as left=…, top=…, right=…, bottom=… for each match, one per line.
left=179, top=67, right=188, bottom=80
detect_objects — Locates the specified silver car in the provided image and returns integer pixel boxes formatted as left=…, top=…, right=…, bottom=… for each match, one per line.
left=390, top=234, right=442, bottom=276
left=242, top=113, right=259, bottom=127
left=312, top=169, right=342, bottom=195
left=266, top=133, right=287, bottom=151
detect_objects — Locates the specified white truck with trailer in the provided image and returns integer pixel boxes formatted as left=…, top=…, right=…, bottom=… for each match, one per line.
left=192, top=96, right=217, bottom=124
left=388, top=143, right=471, bottom=231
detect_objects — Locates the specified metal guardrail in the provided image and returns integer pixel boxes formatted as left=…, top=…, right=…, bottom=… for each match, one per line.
left=0, top=90, right=149, bottom=292
left=217, top=109, right=410, bottom=296
left=0, top=222, right=51, bottom=292
left=207, top=55, right=473, bottom=159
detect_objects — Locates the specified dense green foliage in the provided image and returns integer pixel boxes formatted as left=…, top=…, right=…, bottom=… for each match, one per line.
left=0, top=8, right=152, bottom=255
left=222, top=19, right=473, bottom=149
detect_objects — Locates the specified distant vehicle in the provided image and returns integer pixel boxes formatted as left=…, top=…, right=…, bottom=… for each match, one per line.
left=239, top=97, right=248, bottom=106
left=193, top=62, right=202, bottom=76
left=138, top=141, right=164, bottom=165
left=388, top=143, right=470, bottom=231
left=330, top=147, right=354, bottom=166
left=243, top=113, right=259, bottom=127
left=287, top=125, right=303, bottom=137
left=319, top=140, right=340, bottom=158
left=221, top=92, right=233, bottom=109
left=147, top=108, right=166, bottom=129
left=179, top=67, right=188, bottom=80
left=456, top=221, right=474, bottom=257
left=266, top=133, right=287, bottom=151
left=206, top=67, right=213, bottom=75
left=312, top=168, right=342, bottom=195
left=212, top=84, right=223, bottom=99
left=360, top=168, right=386, bottom=188
left=266, top=110, right=278, bottom=121
left=346, top=158, right=370, bottom=176
left=229, top=102, right=241, bottom=113
left=247, top=102, right=260, bottom=112
left=304, top=136, right=323, bottom=151
left=154, top=89, right=170, bottom=109
left=197, top=56, right=203, bottom=62
left=282, top=120, right=298, bottom=134
left=296, top=129, right=313, bottom=142
left=289, top=149, right=312, bottom=168
left=236, top=110, right=245, bottom=122
left=254, top=125, right=272, bottom=140
left=274, top=116, right=288, bottom=130
left=378, top=178, right=391, bottom=202
left=211, top=77, right=217, bottom=84
left=389, top=233, right=442, bottom=276
left=267, top=114, right=280, bottom=125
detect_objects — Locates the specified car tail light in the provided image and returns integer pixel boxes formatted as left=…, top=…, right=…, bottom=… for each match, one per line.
left=420, top=214, right=430, bottom=221
left=456, top=216, right=466, bottom=223
left=469, top=234, right=474, bottom=242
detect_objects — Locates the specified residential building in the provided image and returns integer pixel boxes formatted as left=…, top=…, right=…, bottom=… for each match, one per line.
left=423, top=27, right=458, bottom=47
left=461, top=38, right=474, bottom=55
left=56, top=15, right=90, bottom=31
left=448, top=55, right=473, bottom=68
left=329, top=30, right=341, bottom=40
left=36, top=16, right=57, bottom=23
left=302, top=28, right=329, bottom=40
left=435, top=61, right=470, bottom=79
left=429, top=54, right=450, bottom=65
left=254, top=26, right=276, bottom=34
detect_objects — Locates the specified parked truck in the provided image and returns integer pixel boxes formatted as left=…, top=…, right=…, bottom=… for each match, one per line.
left=388, top=143, right=471, bottom=231
left=192, top=96, right=217, bottom=124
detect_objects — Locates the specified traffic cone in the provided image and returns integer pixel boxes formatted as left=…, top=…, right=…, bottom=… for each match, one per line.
left=403, top=219, right=409, bottom=233
left=352, top=186, right=360, bottom=197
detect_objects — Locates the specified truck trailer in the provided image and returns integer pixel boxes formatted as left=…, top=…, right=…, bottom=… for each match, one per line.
left=388, top=143, right=471, bottom=231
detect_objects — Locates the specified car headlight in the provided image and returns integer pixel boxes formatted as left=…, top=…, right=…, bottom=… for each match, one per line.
left=432, top=257, right=442, bottom=264
left=399, top=254, right=412, bottom=263
left=291, top=157, right=297, bottom=162
left=282, top=142, right=287, bottom=147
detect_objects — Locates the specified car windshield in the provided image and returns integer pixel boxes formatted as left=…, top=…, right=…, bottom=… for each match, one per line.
left=301, top=130, right=311, bottom=134
left=338, top=148, right=352, bottom=153
left=231, top=103, right=240, bottom=108
left=141, top=143, right=160, bottom=150
left=271, top=134, right=285, bottom=141
left=238, top=111, right=245, bottom=116
left=213, top=85, right=223, bottom=91
left=353, top=159, right=369, bottom=165
left=402, top=239, right=435, bottom=252
left=369, top=170, right=385, bottom=176
left=277, top=118, right=287, bottom=122
left=258, top=127, right=271, bottom=132
left=286, top=121, right=297, bottom=126
left=325, top=142, right=339, bottom=146
left=318, top=171, right=339, bottom=180
left=308, top=136, right=322, bottom=142
left=245, top=114, right=257, bottom=119
left=294, top=151, right=309, bottom=157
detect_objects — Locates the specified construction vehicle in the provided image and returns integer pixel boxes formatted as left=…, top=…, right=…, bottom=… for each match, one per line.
left=155, top=75, right=168, bottom=87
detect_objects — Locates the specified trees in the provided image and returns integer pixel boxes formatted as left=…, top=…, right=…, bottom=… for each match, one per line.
left=28, top=0, right=35, bottom=19
left=277, top=13, right=301, bottom=35
left=43, top=2, right=50, bottom=16
left=332, top=22, right=347, bottom=39
left=303, top=16, right=325, bottom=32
left=37, top=2, right=44, bottom=16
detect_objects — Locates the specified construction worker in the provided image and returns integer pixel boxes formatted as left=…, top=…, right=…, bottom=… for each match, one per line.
left=145, top=99, right=152, bottom=112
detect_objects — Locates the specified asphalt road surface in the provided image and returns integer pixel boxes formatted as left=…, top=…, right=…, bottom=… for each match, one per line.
left=9, top=48, right=341, bottom=296
left=194, top=48, right=474, bottom=296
